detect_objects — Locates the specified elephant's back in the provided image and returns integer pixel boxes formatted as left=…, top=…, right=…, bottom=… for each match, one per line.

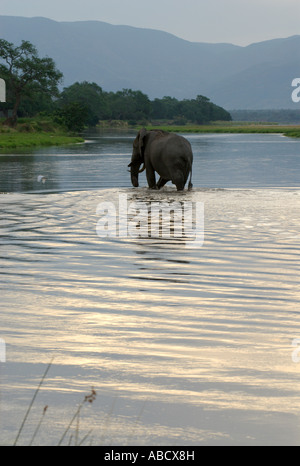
left=171, top=134, right=193, bottom=162
left=151, top=134, right=193, bottom=174
left=154, top=133, right=192, bottom=153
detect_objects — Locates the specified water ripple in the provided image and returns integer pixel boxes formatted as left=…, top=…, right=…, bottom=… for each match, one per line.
left=1, top=185, right=300, bottom=445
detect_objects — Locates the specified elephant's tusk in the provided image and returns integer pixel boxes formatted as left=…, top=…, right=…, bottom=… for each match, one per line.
left=138, top=164, right=146, bottom=173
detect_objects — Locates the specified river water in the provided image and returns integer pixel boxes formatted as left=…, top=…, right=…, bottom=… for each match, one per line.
left=1, top=131, right=300, bottom=445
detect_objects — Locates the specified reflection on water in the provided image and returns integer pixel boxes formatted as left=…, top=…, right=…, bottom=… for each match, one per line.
left=1, top=133, right=300, bottom=445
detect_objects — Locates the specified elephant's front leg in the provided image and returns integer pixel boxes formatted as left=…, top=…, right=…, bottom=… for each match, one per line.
left=146, top=167, right=158, bottom=189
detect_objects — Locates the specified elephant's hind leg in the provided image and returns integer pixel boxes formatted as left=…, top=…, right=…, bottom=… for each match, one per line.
left=157, top=177, right=169, bottom=189
left=172, top=172, right=185, bottom=191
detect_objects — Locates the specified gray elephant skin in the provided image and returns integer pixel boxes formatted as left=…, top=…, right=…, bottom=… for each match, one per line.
left=128, top=129, right=193, bottom=191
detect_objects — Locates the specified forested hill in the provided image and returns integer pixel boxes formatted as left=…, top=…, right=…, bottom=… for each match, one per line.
left=0, top=15, right=300, bottom=109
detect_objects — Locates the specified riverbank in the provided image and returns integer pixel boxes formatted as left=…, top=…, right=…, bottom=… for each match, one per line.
left=2, top=119, right=300, bottom=150
left=0, top=118, right=84, bottom=150
left=146, top=123, right=300, bottom=138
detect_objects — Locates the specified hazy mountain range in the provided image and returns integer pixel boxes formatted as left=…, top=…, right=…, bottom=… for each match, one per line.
left=0, top=15, right=300, bottom=110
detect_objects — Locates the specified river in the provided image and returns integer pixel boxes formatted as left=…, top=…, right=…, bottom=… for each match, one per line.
left=0, top=131, right=300, bottom=445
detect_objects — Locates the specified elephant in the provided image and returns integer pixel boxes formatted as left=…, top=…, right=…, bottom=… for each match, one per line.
left=128, top=129, right=193, bottom=191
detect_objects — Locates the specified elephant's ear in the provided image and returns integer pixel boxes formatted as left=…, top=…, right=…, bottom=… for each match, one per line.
left=139, top=128, right=147, bottom=159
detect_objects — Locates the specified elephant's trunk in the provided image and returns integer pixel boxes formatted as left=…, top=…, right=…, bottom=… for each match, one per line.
left=129, top=162, right=145, bottom=187
left=131, top=172, right=139, bottom=187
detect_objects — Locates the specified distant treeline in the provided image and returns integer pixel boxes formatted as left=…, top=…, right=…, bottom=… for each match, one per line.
left=5, top=81, right=232, bottom=131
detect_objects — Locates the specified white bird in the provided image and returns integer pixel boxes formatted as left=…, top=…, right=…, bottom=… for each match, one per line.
left=37, top=175, right=47, bottom=184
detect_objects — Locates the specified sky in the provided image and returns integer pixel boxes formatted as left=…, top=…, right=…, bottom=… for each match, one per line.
left=1, top=0, right=300, bottom=46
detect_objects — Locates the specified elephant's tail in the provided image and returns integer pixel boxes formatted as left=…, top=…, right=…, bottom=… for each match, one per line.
left=188, top=163, right=193, bottom=190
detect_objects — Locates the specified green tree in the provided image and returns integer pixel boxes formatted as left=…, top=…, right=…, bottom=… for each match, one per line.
left=157, top=96, right=180, bottom=119
left=107, top=89, right=151, bottom=121
left=18, top=85, right=55, bottom=117
left=150, top=94, right=231, bottom=123
left=57, top=81, right=109, bottom=125
left=0, top=39, right=63, bottom=126
left=54, top=102, right=89, bottom=132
